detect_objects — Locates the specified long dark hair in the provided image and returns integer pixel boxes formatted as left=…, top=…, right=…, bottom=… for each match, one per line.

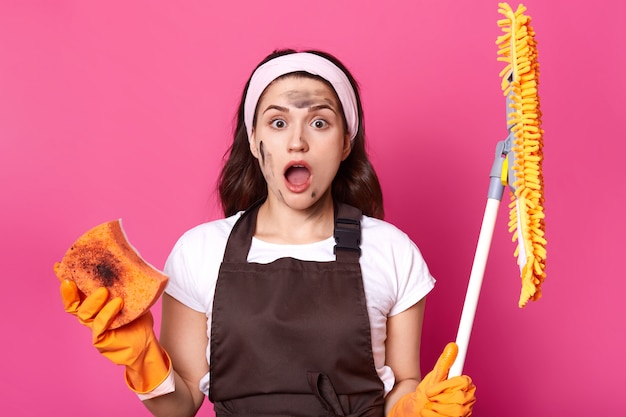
left=217, top=49, right=384, bottom=219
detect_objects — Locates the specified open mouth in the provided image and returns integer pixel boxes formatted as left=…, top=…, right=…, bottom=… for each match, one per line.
left=284, top=164, right=311, bottom=186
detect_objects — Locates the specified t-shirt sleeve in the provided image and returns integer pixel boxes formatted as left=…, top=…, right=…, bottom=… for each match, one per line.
left=388, top=232, right=436, bottom=317
left=163, top=237, right=206, bottom=313
left=162, top=216, right=239, bottom=315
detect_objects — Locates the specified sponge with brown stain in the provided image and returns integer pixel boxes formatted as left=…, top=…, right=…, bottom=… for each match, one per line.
left=54, top=220, right=168, bottom=329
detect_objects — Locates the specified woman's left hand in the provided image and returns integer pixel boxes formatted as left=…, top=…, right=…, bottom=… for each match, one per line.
left=387, top=342, right=476, bottom=417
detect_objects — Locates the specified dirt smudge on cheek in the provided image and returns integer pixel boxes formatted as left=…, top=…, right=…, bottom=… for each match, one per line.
left=264, top=149, right=275, bottom=180
left=259, top=141, right=266, bottom=166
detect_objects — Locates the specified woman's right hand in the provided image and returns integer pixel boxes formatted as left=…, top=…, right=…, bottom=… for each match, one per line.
left=60, top=279, right=172, bottom=394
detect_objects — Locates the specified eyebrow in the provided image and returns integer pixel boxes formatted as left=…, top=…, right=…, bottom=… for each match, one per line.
left=262, top=105, right=289, bottom=114
left=308, top=103, right=337, bottom=114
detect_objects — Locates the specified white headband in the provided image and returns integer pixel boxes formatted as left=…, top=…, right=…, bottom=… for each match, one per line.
left=243, top=52, right=359, bottom=142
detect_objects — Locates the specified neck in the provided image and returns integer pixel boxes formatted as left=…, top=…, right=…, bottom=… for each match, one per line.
left=254, top=194, right=335, bottom=244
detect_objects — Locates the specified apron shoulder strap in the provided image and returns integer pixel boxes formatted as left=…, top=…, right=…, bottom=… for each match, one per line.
left=334, top=203, right=362, bottom=263
left=222, top=199, right=263, bottom=262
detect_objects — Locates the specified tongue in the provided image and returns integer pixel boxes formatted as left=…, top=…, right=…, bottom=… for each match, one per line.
left=286, top=166, right=310, bottom=185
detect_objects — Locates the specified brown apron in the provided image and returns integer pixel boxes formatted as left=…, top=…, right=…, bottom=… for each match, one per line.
left=209, top=200, right=385, bottom=417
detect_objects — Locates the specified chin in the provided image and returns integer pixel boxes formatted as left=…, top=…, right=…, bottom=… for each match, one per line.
left=280, top=191, right=329, bottom=212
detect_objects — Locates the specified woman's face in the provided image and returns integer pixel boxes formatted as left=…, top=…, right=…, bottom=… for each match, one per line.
left=250, top=75, right=351, bottom=212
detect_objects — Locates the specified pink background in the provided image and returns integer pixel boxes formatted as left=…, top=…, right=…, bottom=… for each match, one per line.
left=1, top=1, right=624, bottom=415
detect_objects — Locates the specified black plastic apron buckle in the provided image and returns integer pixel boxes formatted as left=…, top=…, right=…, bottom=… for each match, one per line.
left=333, top=218, right=361, bottom=255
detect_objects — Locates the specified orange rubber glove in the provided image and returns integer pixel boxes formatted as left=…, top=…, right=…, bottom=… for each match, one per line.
left=60, top=279, right=171, bottom=394
left=388, top=343, right=476, bottom=417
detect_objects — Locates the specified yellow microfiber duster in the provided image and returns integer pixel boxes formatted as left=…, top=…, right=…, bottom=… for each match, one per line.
left=496, top=2, right=546, bottom=307
left=449, top=3, right=546, bottom=377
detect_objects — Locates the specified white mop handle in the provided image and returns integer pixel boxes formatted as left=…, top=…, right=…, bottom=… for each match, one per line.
left=448, top=197, right=501, bottom=377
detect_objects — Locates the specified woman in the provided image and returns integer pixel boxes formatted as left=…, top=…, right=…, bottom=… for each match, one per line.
left=60, top=49, right=476, bottom=417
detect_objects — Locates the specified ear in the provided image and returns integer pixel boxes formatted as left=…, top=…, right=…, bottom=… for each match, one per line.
left=249, top=129, right=259, bottom=159
left=341, top=133, right=352, bottom=161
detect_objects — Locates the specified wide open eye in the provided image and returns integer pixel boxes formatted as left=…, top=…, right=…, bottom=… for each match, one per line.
left=270, top=119, right=287, bottom=129
left=311, top=119, right=328, bottom=129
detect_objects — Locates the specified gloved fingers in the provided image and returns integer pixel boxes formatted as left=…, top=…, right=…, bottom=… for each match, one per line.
left=428, top=389, right=476, bottom=407
left=420, top=407, right=472, bottom=417
left=94, top=310, right=157, bottom=366
left=423, top=399, right=475, bottom=417
left=425, top=375, right=475, bottom=398
left=60, top=279, right=82, bottom=315
left=422, top=376, right=476, bottom=417
left=420, top=409, right=446, bottom=417
left=92, top=297, right=124, bottom=341
left=418, top=343, right=460, bottom=392
left=431, top=342, right=458, bottom=382
left=76, top=287, right=110, bottom=324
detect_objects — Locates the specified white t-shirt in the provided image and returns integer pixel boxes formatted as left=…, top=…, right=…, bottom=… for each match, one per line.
left=164, top=212, right=436, bottom=397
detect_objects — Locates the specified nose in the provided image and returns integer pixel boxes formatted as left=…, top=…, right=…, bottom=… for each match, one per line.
left=288, top=123, right=309, bottom=152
